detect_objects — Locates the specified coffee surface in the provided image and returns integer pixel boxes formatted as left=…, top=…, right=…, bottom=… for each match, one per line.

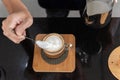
left=45, top=35, right=63, bottom=52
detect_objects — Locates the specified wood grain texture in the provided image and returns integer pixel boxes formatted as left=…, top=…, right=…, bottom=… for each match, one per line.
left=108, top=46, right=120, bottom=80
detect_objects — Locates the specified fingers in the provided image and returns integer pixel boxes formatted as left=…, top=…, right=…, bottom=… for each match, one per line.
left=2, top=19, right=25, bottom=44
left=15, top=18, right=33, bottom=36
left=3, top=30, right=25, bottom=44
left=1, top=11, right=33, bottom=44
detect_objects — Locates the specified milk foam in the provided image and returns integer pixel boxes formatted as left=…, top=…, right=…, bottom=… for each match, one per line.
left=36, top=35, right=63, bottom=52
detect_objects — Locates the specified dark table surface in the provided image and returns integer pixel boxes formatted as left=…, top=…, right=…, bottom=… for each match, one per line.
left=0, top=18, right=120, bottom=80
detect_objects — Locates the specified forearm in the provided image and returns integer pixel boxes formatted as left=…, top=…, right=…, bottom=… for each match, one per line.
left=2, top=0, right=28, bottom=14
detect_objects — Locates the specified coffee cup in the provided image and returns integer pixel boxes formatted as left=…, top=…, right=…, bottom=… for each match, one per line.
left=42, top=33, right=65, bottom=58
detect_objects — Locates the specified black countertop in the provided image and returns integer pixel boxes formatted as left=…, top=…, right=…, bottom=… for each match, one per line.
left=0, top=18, right=120, bottom=80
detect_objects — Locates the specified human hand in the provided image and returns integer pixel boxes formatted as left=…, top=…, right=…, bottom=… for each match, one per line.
left=2, top=11, right=33, bottom=44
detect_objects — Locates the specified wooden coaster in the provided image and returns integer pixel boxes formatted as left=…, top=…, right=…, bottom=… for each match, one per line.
left=108, top=46, right=120, bottom=79
left=33, top=34, right=75, bottom=72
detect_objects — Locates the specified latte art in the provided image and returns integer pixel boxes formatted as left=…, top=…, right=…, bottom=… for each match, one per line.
left=36, top=40, right=52, bottom=50
left=36, top=35, right=64, bottom=53
left=45, top=35, right=63, bottom=52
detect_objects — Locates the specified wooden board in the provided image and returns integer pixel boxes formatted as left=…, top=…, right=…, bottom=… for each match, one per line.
left=33, top=34, right=75, bottom=72
left=108, top=46, right=120, bottom=79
